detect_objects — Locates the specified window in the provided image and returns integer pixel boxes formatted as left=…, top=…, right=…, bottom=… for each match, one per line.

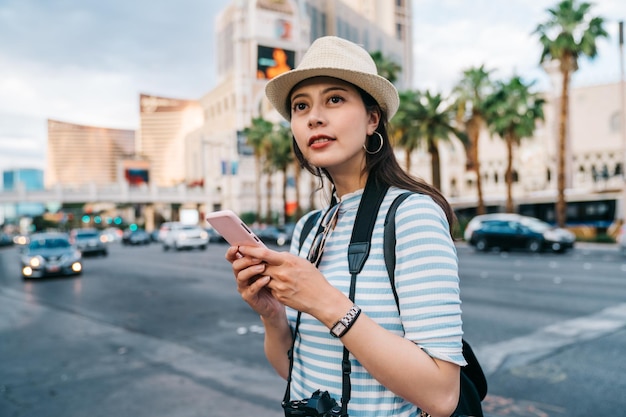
left=610, top=111, right=621, bottom=133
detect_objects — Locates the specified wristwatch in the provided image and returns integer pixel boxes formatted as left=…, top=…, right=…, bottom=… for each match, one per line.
left=330, top=305, right=362, bottom=338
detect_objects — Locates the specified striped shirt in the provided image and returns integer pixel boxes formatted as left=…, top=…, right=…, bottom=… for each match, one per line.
left=286, top=187, right=466, bottom=417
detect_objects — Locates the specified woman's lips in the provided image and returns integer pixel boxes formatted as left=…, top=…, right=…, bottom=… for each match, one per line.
left=308, top=135, right=334, bottom=147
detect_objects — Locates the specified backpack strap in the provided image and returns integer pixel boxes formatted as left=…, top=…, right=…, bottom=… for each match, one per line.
left=383, top=192, right=413, bottom=306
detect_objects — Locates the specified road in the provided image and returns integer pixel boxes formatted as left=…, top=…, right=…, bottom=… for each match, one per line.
left=1, top=240, right=625, bottom=417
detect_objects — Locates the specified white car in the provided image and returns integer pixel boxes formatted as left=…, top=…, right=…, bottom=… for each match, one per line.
left=161, top=223, right=209, bottom=251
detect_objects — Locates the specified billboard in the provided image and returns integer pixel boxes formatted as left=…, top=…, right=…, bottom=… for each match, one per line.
left=256, top=45, right=295, bottom=80
left=122, top=160, right=150, bottom=186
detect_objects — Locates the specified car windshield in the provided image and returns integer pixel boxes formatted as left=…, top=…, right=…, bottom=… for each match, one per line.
left=76, top=232, right=99, bottom=238
left=29, top=238, right=71, bottom=249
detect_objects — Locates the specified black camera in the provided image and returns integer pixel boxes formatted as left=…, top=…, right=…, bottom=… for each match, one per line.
left=282, top=389, right=344, bottom=417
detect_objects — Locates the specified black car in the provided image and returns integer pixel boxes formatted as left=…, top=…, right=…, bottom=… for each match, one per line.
left=20, top=232, right=83, bottom=279
left=469, top=215, right=576, bottom=253
left=253, top=225, right=290, bottom=246
left=122, top=229, right=152, bottom=245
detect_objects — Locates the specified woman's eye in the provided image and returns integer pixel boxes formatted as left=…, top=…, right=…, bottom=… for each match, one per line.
left=329, top=95, right=344, bottom=104
left=292, top=102, right=307, bottom=112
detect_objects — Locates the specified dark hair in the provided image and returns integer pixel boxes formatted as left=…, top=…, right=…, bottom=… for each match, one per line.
left=291, top=86, right=456, bottom=235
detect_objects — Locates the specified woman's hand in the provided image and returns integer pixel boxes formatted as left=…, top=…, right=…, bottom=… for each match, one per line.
left=234, top=245, right=347, bottom=321
left=226, top=246, right=283, bottom=319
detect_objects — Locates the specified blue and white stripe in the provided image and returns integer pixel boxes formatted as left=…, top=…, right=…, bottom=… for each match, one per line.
left=287, top=187, right=465, bottom=417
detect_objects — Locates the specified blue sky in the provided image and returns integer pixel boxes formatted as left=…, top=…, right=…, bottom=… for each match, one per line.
left=0, top=0, right=624, bottom=173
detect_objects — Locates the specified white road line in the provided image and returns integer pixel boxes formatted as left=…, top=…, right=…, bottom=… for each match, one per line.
left=475, top=303, right=626, bottom=375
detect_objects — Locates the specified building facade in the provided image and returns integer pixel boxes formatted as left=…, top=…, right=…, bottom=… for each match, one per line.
left=46, top=120, right=136, bottom=188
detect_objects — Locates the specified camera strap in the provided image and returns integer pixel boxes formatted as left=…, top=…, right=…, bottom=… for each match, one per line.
left=283, top=175, right=388, bottom=416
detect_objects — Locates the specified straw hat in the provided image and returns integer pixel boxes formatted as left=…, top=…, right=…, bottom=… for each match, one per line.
left=265, top=36, right=399, bottom=121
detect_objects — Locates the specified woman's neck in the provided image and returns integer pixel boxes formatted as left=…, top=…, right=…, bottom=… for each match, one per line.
left=330, top=172, right=368, bottom=199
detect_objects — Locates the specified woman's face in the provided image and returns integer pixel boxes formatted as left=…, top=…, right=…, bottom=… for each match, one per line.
left=289, top=77, right=380, bottom=177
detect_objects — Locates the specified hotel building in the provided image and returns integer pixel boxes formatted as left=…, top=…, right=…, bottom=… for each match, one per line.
left=46, top=120, right=135, bottom=188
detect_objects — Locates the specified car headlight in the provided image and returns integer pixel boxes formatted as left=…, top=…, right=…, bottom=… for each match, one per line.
left=26, top=255, right=45, bottom=268
left=200, top=231, right=208, bottom=239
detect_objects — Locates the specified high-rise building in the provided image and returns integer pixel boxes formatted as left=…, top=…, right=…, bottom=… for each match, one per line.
left=46, top=120, right=135, bottom=188
left=139, top=94, right=204, bottom=187
left=187, top=0, right=413, bottom=214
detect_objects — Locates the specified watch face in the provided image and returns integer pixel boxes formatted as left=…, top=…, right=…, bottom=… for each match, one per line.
left=332, top=322, right=347, bottom=337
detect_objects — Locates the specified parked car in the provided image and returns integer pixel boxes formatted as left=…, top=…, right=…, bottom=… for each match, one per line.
left=468, top=214, right=576, bottom=253
left=122, top=229, right=152, bottom=245
left=161, top=223, right=209, bottom=251
left=21, top=232, right=82, bottom=279
left=70, top=228, right=108, bottom=256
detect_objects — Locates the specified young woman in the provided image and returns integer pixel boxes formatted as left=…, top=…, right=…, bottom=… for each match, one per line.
left=226, top=36, right=465, bottom=417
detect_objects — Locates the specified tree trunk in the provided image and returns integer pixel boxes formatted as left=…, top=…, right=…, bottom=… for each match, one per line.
left=405, top=147, right=412, bottom=173
left=505, top=132, right=514, bottom=213
left=254, top=154, right=262, bottom=223
left=294, top=161, right=302, bottom=218
left=265, top=172, right=273, bottom=224
left=556, top=68, right=571, bottom=228
left=429, top=138, right=442, bottom=191
left=468, top=117, right=485, bottom=215
left=282, top=167, right=288, bottom=224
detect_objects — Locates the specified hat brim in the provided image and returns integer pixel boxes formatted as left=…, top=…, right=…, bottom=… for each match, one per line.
left=265, top=67, right=399, bottom=121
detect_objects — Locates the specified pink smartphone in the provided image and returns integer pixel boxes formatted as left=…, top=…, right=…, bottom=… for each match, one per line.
left=206, top=210, right=266, bottom=247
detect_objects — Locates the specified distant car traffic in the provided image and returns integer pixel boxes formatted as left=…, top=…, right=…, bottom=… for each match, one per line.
left=468, top=214, right=576, bottom=253
left=0, top=232, right=13, bottom=247
left=122, top=229, right=152, bottom=245
left=161, top=223, right=209, bottom=251
left=70, top=228, right=108, bottom=256
left=205, top=227, right=226, bottom=243
left=252, top=224, right=293, bottom=247
left=21, top=232, right=82, bottom=279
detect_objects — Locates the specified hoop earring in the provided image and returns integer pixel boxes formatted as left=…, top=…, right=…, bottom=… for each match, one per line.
left=363, top=131, right=383, bottom=155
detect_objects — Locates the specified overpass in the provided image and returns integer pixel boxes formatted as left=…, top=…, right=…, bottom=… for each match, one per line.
left=0, top=183, right=215, bottom=205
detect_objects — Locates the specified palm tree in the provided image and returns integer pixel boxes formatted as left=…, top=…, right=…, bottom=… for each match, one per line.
left=484, top=76, right=546, bottom=213
left=453, top=65, right=494, bottom=215
left=393, top=90, right=423, bottom=172
left=243, top=117, right=273, bottom=223
left=370, top=51, right=401, bottom=84
left=534, top=0, right=607, bottom=227
left=267, top=123, right=295, bottom=223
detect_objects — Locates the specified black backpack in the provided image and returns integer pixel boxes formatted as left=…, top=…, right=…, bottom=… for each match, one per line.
left=297, top=189, right=487, bottom=417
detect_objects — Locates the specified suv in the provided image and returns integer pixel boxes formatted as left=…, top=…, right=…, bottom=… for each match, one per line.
left=161, top=222, right=209, bottom=251
left=70, top=229, right=108, bottom=256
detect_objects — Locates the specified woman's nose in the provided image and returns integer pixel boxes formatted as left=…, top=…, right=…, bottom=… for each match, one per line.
left=307, top=111, right=325, bottom=128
